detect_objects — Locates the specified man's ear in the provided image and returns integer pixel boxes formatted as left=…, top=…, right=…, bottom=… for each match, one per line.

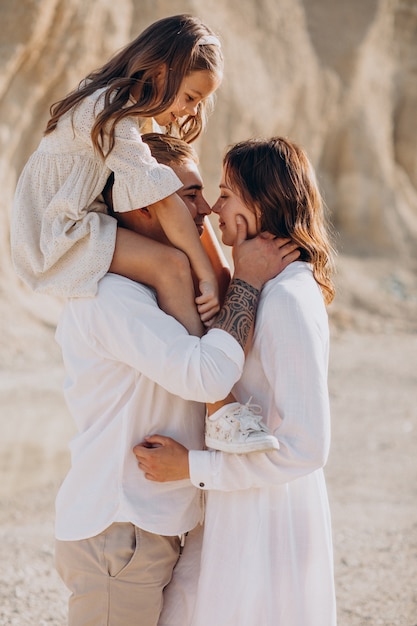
left=137, top=206, right=151, bottom=219
left=118, top=206, right=152, bottom=231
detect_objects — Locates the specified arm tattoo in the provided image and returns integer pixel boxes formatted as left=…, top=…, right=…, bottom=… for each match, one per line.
left=212, top=278, right=260, bottom=349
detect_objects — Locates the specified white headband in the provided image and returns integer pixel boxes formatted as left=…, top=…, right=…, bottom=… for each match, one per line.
left=197, top=35, right=221, bottom=47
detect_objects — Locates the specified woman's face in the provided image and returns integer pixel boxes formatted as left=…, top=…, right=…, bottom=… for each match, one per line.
left=211, top=166, right=259, bottom=246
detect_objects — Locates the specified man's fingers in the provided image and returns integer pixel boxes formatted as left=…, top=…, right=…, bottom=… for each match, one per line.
left=274, top=238, right=300, bottom=259
left=283, top=248, right=301, bottom=262
left=276, top=238, right=297, bottom=250
left=271, top=236, right=290, bottom=246
left=258, top=231, right=276, bottom=241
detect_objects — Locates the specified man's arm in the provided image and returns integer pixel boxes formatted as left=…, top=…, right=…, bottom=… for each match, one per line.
left=212, top=277, right=259, bottom=349
left=212, top=216, right=299, bottom=350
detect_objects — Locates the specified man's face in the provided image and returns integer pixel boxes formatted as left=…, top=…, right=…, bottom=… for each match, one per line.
left=116, top=157, right=211, bottom=241
left=173, top=159, right=211, bottom=236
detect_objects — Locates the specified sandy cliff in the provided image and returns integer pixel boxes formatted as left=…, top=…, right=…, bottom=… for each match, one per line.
left=1, top=0, right=416, bottom=315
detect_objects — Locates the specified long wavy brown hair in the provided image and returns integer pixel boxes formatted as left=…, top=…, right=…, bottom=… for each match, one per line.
left=223, top=137, right=336, bottom=304
left=44, top=14, right=223, bottom=158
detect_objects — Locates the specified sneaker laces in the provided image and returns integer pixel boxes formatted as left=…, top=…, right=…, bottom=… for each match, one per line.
left=233, top=397, right=270, bottom=436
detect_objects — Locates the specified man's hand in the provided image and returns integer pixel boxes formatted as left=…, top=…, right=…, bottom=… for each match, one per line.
left=233, top=217, right=300, bottom=290
left=133, top=435, right=190, bottom=482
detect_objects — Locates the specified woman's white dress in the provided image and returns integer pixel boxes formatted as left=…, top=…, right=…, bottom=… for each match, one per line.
left=186, top=262, right=337, bottom=626
left=10, top=88, right=181, bottom=297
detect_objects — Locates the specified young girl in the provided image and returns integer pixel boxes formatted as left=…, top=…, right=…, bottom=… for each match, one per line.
left=10, top=14, right=223, bottom=336
left=135, top=136, right=337, bottom=626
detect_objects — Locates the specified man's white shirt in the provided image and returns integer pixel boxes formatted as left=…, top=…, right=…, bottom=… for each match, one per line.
left=55, top=273, right=244, bottom=540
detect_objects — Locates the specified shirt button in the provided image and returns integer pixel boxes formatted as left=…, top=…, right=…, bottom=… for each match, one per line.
left=199, top=482, right=205, bottom=488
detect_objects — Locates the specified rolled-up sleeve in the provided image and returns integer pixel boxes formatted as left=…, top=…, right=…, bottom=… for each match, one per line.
left=68, top=275, right=245, bottom=404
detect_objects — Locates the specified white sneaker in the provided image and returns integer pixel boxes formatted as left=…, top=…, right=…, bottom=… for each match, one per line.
left=205, top=398, right=280, bottom=453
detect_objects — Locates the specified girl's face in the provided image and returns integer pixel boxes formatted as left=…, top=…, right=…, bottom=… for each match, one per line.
left=211, top=166, right=259, bottom=246
left=154, top=69, right=221, bottom=127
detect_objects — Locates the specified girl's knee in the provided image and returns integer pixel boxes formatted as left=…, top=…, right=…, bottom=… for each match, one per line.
left=156, top=248, right=193, bottom=288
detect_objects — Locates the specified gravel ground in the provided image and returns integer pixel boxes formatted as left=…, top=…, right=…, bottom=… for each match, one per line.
left=1, top=329, right=416, bottom=626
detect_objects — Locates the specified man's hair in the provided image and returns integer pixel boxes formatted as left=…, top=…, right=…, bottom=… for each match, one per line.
left=223, top=137, right=336, bottom=304
left=44, top=14, right=223, bottom=155
left=141, top=132, right=199, bottom=168
left=103, top=133, right=198, bottom=215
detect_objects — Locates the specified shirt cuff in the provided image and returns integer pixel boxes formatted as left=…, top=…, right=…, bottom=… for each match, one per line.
left=203, top=328, right=245, bottom=368
left=189, top=450, right=218, bottom=490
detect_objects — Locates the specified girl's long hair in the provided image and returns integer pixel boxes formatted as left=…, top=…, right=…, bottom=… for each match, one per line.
left=45, top=14, right=223, bottom=157
left=223, top=137, right=336, bottom=304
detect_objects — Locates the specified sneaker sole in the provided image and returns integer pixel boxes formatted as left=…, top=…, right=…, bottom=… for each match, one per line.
left=205, top=436, right=280, bottom=454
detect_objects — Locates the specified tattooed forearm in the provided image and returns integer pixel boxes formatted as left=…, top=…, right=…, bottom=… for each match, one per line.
left=212, top=278, right=260, bottom=348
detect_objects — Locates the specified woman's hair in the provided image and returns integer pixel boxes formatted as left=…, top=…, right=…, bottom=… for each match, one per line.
left=45, top=14, right=223, bottom=156
left=223, top=137, right=336, bottom=304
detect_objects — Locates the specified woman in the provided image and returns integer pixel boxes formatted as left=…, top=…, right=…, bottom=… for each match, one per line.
left=135, top=136, right=337, bottom=626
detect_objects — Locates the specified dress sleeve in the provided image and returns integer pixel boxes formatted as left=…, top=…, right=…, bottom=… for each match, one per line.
left=73, top=90, right=183, bottom=212
left=106, top=116, right=183, bottom=213
left=189, top=285, right=332, bottom=491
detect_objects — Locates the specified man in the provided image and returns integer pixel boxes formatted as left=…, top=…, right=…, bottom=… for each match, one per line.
left=54, top=134, right=298, bottom=626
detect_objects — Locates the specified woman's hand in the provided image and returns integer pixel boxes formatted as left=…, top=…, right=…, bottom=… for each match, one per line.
left=133, top=435, right=190, bottom=482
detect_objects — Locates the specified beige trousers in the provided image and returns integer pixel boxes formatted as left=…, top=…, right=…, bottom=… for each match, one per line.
left=55, top=523, right=181, bottom=626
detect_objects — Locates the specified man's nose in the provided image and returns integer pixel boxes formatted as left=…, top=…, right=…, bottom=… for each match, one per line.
left=197, top=196, right=211, bottom=216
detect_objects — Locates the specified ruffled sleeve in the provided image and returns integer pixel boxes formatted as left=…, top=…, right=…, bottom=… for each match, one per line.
left=72, top=90, right=183, bottom=213
left=108, top=118, right=183, bottom=213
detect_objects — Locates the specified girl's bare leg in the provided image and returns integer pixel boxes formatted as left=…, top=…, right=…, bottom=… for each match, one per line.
left=110, top=227, right=204, bottom=337
left=200, top=219, right=231, bottom=307
left=206, top=394, right=236, bottom=416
